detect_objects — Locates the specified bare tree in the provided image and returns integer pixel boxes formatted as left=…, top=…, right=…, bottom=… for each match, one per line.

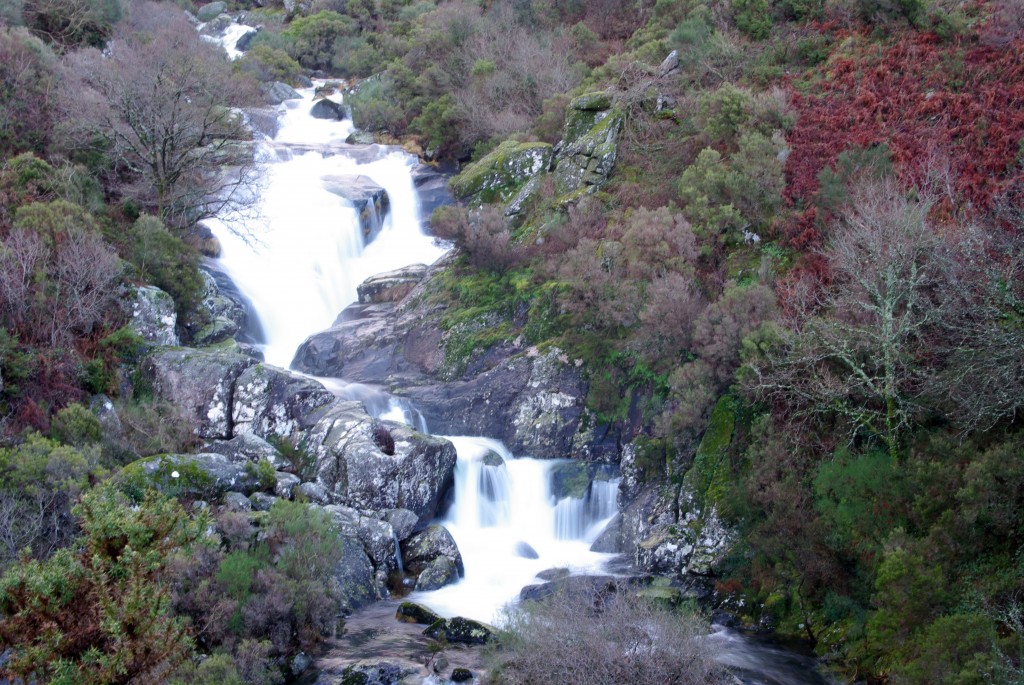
left=0, top=204, right=122, bottom=346
left=59, top=1, right=259, bottom=229
left=751, top=182, right=950, bottom=456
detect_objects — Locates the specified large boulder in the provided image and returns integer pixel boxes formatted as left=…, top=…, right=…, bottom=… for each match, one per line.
left=356, top=265, right=427, bottom=305
left=128, top=285, right=179, bottom=347
left=310, top=98, right=346, bottom=120
left=449, top=140, right=553, bottom=205
left=302, top=402, right=457, bottom=527
left=400, top=524, right=464, bottom=577
left=321, top=174, right=390, bottom=240
left=194, top=265, right=262, bottom=346
left=423, top=617, right=496, bottom=645
left=141, top=346, right=258, bottom=439
left=123, top=452, right=262, bottom=498
left=263, top=81, right=302, bottom=105
left=196, top=1, right=227, bottom=22
left=334, top=536, right=377, bottom=613
left=552, top=93, right=624, bottom=198
left=231, top=363, right=336, bottom=439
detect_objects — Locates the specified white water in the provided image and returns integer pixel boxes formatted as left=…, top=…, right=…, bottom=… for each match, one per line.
left=205, top=86, right=447, bottom=367
left=411, top=437, right=619, bottom=623
left=203, top=71, right=617, bottom=623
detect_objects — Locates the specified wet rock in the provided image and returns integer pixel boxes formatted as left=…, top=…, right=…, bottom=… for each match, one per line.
left=337, top=660, right=415, bottom=685
left=196, top=266, right=261, bottom=346
left=395, top=601, right=441, bottom=625
left=414, top=555, right=458, bottom=591
left=549, top=461, right=619, bottom=499
left=451, top=668, right=473, bottom=683
left=345, top=130, right=376, bottom=145
left=536, top=567, right=571, bottom=581
left=322, top=174, right=390, bottom=241
left=357, top=265, right=427, bottom=305
left=589, top=514, right=622, bottom=553
left=235, top=26, right=258, bottom=52
left=481, top=450, right=505, bottom=467
left=400, top=524, right=464, bottom=577
left=310, top=98, right=346, bottom=120
left=263, top=81, right=302, bottom=104
left=411, top=164, right=454, bottom=218
left=423, top=617, right=495, bottom=645
left=514, top=541, right=539, bottom=559
left=382, top=508, right=419, bottom=541
left=141, top=346, right=257, bottom=439
left=303, top=403, right=457, bottom=527
left=128, top=285, right=179, bottom=346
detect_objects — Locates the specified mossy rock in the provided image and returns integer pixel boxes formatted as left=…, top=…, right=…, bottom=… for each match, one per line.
left=553, top=108, right=624, bottom=197
left=450, top=140, right=553, bottom=205
left=685, top=396, right=736, bottom=509
left=562, top=92, right=614, bottom=146
left=423, top=616, right=496, bottom=645
left=395, top=601, right=442, bottom=625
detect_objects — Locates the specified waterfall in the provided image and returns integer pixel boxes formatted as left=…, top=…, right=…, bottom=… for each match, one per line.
left=204, top=85, right=447, bottom=368
left=412, top=437, right=620, bottom=623
left=201, top=49, right=619, bottom=626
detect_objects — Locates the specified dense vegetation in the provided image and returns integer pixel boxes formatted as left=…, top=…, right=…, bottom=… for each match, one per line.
left=0, top=0, right=1022, bottom=682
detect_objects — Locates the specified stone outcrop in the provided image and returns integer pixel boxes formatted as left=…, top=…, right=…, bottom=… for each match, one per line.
left=193, top=264, right=262, bottom=347
left=356, top=265, right=427, bottom=304
left=322, top=174, right=390, bottom=240
left=195, top=1, right=226, bottom=22
left=128, top=285, right=179, bottom=347
left=552, top=93, right=624, bottom=199
left=291, top=263, right=601, bottom=459
left=449, top=140, right=553, bottom=205
left=139, top=346, right=458, bottom=530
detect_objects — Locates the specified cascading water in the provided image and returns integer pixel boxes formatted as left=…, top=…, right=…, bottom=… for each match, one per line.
left=205, top=87, right=447, bottom=367
left=411, top=437, right=620, bottom=622
left=205, top=85, right=620, bottom=622
left=201, top=22, right=839, bottom=684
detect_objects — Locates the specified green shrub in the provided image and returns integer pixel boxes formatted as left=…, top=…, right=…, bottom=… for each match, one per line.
left=236, top=44, right=304, bottom=85
left=128, top=215, right=206, bottom=325
left=733, top=0, right=773, bottom=39
left=281, top=10, right=356, bottom=71
left=49, top=402, right=102, bottom=447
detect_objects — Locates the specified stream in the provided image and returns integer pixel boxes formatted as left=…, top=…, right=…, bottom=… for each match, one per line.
left=203, top=19, right=839, bottom=685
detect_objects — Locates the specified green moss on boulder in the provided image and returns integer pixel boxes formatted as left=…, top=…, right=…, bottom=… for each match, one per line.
left=450, top=140, right=553, bottom=205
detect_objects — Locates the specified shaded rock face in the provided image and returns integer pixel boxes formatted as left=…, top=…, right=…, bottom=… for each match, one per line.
left=292, top=267, right=597, bottom=459
left=322, top=174, right=390, bottom=240
left=128, top=285, right=179, bottom=347
left=196, top=263, right=263, bottom=346
left=597, top=480, right=735, bottom=578
left=400, top=524, right=464, bottom=578
left=552, top=92, right=624, bottom=198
